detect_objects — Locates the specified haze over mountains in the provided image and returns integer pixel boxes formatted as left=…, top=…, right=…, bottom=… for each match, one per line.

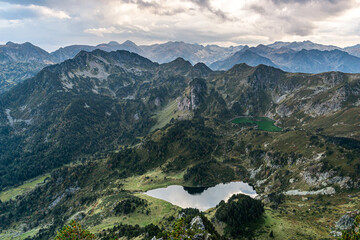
left=0, top=40, right=242, bottom=93
left=2, top=40, right=360, bottom=94
left=211, top=44, right=360, bottom=73
left=0, top=39, right=358, bottom=96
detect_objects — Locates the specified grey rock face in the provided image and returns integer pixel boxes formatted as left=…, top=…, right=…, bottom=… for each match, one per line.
left=190, top=78, right=207, bottom=110
left=190, top=216, right=205, bottom=230
left=335, top=214, right=354, bottom=231
left=177, top=96, right=191, bottom=111
left=177, top=79, right=207, bottom=111
left=192, top=233, right=204, bottom=240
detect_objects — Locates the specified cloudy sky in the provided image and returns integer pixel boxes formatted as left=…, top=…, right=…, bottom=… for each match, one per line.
left=0, top=0, right=360, bottom=51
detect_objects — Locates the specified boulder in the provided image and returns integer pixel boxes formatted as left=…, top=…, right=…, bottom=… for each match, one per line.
left=190, top=216, right=205, bottom=230
left=335, top=214, right=354, bottom=231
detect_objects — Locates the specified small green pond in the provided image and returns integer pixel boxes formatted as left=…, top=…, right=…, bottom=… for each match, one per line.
left=232, top=117, right=282, bottom=132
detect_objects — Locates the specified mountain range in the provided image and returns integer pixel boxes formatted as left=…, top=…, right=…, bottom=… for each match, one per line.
left=210, top=44, right=360, bottom=73
left=0, top=40, right=243, bottom=93
left=3, top=40, right=360, bottom=94
left=1, top=48, right=360, bottom=239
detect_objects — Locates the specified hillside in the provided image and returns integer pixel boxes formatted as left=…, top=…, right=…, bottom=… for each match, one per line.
left=0, top=50, right=213, bottom=190
left=1, top=50, right=360, bottom=239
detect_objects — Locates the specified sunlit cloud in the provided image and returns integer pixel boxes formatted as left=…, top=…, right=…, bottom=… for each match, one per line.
left=84, top=27, right=122, bottom=37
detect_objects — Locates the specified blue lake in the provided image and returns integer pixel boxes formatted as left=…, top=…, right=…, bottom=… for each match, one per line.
left=144, top=181, right=257, bottom=211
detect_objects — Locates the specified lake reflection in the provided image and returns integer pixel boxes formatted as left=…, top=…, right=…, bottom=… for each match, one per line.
left=144, top=182, right=257, bottom=211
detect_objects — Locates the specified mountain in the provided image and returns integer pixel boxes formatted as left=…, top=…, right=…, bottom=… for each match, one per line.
left=140, top=41, right=243, bottom=65
left=0, top=41, right=54, bottom=64
left=50, top=44, right=95, bottom=63
left=344, top=44, right=360, bottom=57
left=53, top=41, right=244, bottom=65
left=283, top=49, right=360, bottom=73
left=210, top=48, right=278, bottom=70
left=0, top=41, right=242, bottom=94
left=211, top=45, right=360, bottom=73
left=5, top=39, right=360, bottom=95
left=0, top=42, right=55, bottom=93
left=50, top=40, right=145, bottom=62
left=267, top=40, right=341, bottom=51
left=1, top=51, right=360, bottom=239
left=0, top=49, right=214, bottom=190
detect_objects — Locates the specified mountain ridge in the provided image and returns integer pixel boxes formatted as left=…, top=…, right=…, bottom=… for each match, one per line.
left=211, top=45, right=360, bottom=73
left=2, top=39, right=360, bottom=94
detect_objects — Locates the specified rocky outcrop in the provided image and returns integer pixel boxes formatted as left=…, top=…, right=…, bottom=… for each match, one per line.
left=177, top=78, right=207, bottom=111
left=302, top=170, right=352, bottom=189
left=284, top=186, right=335, bottom=196
left=335, top=214, right=355, bottom=231
left=190, top=78, right=207, bottom=110
left=304, top=86, right=347, bottom=117
left=190, top=216, right=205, bottom=230
left=177, top=96, right=191, bottom=111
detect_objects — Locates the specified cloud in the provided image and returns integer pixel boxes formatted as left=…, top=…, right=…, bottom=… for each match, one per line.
left=0, top=3, right=70, bottom=20
left=84, top=27, right=122, bottom=37
left=0, top=0, right=49, bottom=6
left=1, top=0, right=360, bottom=50
left=27, top=5, right=71, bottom=19
left=188, top=0, right=231, bottom=21
left=246, top=0, right=356, bottom=39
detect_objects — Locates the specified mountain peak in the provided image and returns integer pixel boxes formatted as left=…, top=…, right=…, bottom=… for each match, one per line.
left=122, top=40, right=137, bottom=46
left=172, top=57, right=191, bottom=64
left=5, top=41, right=16, bottom=46
left=193, top=62, right=213, bottom=76
left=229, top=62, right=251, bottom=70
left=108, top=41, right=120, bottom=46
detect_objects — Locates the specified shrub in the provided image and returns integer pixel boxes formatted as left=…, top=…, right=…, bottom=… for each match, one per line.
left=55, top=220, right=95, bottom=240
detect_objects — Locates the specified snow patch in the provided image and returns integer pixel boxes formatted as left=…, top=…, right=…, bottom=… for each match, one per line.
left=74, top=61, right=110, bottom=81
left=60, top=75, right=74, bottom=91
left=5, top=109, right=32, bottom=126
left=20, top=105, right=27, bottom=111
left=92, top=88, right=99, bottom=94
left=5, top=109, right=14, bottom=126
left=62, top=81, right=74, bottom=90
left=275, top=94, right=288, bottom=103
left=123, top=94, right=136, bottom=100
left=84, top=103, right=90, bottom=109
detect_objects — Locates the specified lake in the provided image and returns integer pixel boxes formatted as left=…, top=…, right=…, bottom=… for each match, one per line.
left=143, top=181, right=257, bottom=211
